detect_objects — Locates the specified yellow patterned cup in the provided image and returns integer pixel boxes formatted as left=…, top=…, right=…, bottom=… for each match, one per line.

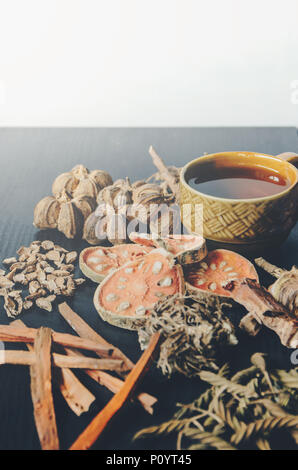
left=180, top=151, right=298, bottom=254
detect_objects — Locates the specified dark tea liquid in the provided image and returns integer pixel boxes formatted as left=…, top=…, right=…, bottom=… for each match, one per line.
left=187, top=164, right=290, bottom=199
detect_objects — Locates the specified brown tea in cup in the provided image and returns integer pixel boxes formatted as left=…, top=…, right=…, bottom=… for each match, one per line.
left=187, top=161, right=291, bottom=199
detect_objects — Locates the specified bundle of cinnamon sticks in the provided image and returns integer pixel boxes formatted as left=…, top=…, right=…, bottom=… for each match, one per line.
left=0, top=303, right=158, bottom=450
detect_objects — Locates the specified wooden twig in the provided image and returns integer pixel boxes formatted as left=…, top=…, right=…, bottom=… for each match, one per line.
left=149, top=146, right=180, bottom=199
left=70, top=332, right=161, bottom=450
left=59, top=302, right=157, bottom=414
left=30, top=327, right=59, bottom=450
left=12, top=319, right=95, bottom=416
left=255, top=258, right=286, bottom=279
left=58, top=302, right=133, bottom=371
left=1, top=350, right=124, bottom=371
left=0, top=324, right=118, bottom=358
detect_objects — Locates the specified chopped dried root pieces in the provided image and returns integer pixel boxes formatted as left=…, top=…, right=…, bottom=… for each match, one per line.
left=94, top=248, right=185, bottom=330
left=0, top=240, right=84, bottom=318
left=184, top=249, right=258, bottom=300
left=79, top=244, right=151, bottom=283
left=30, top=327, right=59, bottom=450
left=70, top=332, right=161, bottom=450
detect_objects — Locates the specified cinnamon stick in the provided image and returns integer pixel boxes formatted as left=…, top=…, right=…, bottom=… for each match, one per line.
left=1, top=350, right=124, bottom=371
left=0, top=324, right=117, bottom=357
left=12, top=319, right=95, bottom=416
left=59, top=303, right=157, bottom=413
left=57, top=368, right=95, bottom=416
left=58, top=302, right=134, bottom=371
left=30, top=327, right=59, bottom=450
left=70, top=332, right=161, bottom=450
left=64, top=347, right=157, bottom=414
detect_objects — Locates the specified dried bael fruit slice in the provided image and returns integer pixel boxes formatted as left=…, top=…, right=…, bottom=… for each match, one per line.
left=80, top=244, right=152, bottom=283
left=184, top=249, right=258, bottom=300
left=94, top=248, right=185, bottom=330
left=129, top=232, right=207, bottom=265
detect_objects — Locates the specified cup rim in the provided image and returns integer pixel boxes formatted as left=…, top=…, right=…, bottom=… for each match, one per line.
left=180, top=151, right=298, bottom=203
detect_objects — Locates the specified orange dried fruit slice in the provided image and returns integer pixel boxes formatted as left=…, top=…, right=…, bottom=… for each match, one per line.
left=184, top=249, right=258, bottom=300
left=129, top=232, right=207, bottom=265
left=79, top=244, right=152, bottom=283
left=94, top=248, right=185, bottom=330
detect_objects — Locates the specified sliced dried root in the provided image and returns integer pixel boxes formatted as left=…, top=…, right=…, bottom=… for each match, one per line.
left=94, top=248, right=185, bottom=330
left=129, top=232, right=207, bottom=265
left=79, top=244, right=151, bottom=283
left=184, top=249, right=258, bottom=301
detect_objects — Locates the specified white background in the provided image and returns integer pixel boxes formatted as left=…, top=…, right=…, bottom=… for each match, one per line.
left=0, top=0, right=297, bottom=126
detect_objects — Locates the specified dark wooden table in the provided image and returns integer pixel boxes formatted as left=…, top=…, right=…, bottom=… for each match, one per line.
left=0, top=128, right=297, bottom=450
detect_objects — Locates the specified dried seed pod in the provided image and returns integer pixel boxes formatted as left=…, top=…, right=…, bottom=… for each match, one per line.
left=73, top=177, right=98, bottom=199
left=36, top=165, right=112, bottom=239
left=57, top=198, right=84, bottom=239
left=34, top=196, right=60, bottom=229
left=89, top=170, right=113, bottom=189
left=72, top=195, right=96, bottom=220
left=52, top=172, right=77, bottom=197
left=83, top=212, right=108, bottom=245
left=87, top=175, right=178, bottom=246
left=106, top=214, right=129, bottom=245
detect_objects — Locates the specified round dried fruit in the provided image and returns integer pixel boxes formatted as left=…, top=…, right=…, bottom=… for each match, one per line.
left=129, top=232, right=207, bottom=265
left=94, top=248, right=185, bottom=330
left=184, top=249, right=258, bottom=300
left=80, top=243, right=152, bottom=283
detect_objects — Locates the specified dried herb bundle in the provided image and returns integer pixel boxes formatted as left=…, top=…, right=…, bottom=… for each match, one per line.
left=135, top=353, right=298, bottom=450
left=138, top=294, right=237, bottom=377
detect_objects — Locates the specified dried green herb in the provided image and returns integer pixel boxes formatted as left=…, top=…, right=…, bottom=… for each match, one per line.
left=138, top=294, right=237, bottom=377
left=134, top=354, right=298, bottom=450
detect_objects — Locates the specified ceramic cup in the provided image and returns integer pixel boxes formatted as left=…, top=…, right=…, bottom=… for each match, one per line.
left=180, top=151, right=298, bottom=254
